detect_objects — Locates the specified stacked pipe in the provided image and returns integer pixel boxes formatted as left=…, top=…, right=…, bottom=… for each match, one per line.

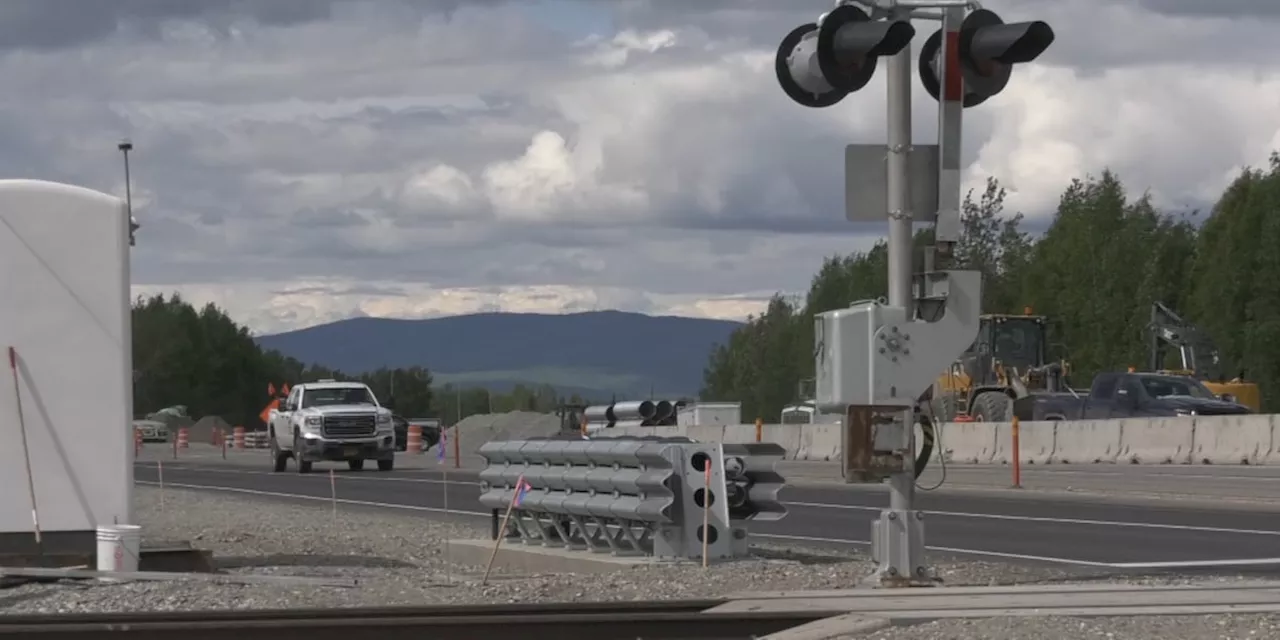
left=582, top=399, right=680, bottom=430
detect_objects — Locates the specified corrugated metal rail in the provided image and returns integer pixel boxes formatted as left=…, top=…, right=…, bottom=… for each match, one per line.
left=0, top=599, right=839, bottom=639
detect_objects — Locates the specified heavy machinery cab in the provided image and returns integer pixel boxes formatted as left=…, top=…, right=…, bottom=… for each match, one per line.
left=555, top=403, right=589, bottom=434
left=935, top=312, right=1069, bottom=421
left=976, top=314, right=1047, bottom=374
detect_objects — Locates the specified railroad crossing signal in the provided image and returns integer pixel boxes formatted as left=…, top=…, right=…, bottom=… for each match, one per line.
left=918, top=9, right=1056, bottom=107
left=773, top=1, right=1055, bottom=587
left=775, top=4, right=914, bottom=107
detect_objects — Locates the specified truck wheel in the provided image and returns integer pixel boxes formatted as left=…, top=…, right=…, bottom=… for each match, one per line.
left=293, top=435, right=313, bottom=474
left=348, top=459, right=365, bottom=471
left=972, top=392, right=1013, bottom=422
left=377, top=458, right=394, bottom=472
left=269, top=429, right=288, bottom=472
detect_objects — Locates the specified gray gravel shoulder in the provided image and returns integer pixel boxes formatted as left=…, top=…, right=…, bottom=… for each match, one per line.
left=848, top=614, right=1280, bottom=640
left=1, top=485, right=1276, bottom=640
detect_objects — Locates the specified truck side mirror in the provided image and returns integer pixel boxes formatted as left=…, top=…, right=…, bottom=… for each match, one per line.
left=1116, top=387, right=1135, bottom=407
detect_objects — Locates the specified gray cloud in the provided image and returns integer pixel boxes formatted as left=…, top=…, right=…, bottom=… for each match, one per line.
left=0, top=0, right=337, bottom=51
left=4, top=0, right=1277, bottom=331
left=1137, top=0, right=1280, bottom=18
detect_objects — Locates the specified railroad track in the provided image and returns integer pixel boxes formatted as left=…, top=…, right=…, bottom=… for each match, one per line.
left=0, top=599, right=841, bottom=639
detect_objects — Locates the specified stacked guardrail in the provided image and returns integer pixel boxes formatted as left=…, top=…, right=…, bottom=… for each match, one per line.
left=477, top=436, right=786, bottom=561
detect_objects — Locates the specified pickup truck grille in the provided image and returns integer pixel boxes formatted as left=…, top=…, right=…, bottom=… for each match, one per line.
left=322, top=414, right=377, bottom=438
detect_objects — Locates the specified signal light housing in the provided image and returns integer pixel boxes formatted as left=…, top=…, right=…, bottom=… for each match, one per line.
left=918, top=9, right=1055, bottom=107
left=776, top=5, right=915, bottom=108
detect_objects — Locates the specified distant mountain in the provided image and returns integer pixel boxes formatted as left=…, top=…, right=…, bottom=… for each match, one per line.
left=254, top=311, right=743, bottom=398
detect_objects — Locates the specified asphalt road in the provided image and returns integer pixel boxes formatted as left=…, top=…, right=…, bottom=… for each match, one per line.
left=133, top=459, right=1280, bottom=572
left=780, top=460, right=1280, bottom=505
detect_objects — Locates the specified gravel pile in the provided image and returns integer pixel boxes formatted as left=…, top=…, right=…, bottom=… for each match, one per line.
left=437, top=411, right=563, bottom=465
left=2, top=485, right=1275, bottom=640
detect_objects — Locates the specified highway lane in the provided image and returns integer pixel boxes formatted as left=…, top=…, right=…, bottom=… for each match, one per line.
left=780, top=461, right=1280, bottom=505
left=134, top=460, right=1280, bottom=571
left=142, top=446, right=1280, bottom=507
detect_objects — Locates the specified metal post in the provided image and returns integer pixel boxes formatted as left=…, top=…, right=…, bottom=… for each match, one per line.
left=118, top=140, right=135, bottom=246
left=883, top=2, right=918, bottom=539
left=934, top=5, right=967, bottom=251
left=121, top=151, right=132, bottom=214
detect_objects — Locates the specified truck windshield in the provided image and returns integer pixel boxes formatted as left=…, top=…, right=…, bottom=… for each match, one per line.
left=302, top=387, right=377, bottom=407
left=1138, top=376, right=1215, bottom=400
left=992, top=319, right=1043, bottom=370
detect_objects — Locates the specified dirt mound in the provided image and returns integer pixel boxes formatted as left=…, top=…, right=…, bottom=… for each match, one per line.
left=188, top=415, right=232, bottom=445
left=437, top=411, right=562, bottom=458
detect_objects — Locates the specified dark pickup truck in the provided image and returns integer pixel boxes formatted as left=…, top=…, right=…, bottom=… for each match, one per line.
left=1031, top=371, right=1252, bottom=420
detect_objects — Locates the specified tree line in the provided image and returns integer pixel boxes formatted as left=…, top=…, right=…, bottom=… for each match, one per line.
left=132, top=294, right=589, bottom=428
left=701, top=154, right=1280, bottom=419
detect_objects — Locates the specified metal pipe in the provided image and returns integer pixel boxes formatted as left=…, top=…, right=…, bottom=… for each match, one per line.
left=611, top=400, right=656, bottom=421
left=583, top=405, right=612, bottom=423
left=118, top=140, right=135, bottom=246
left=846, top=0, right=980, bottom=15
left=653, top=400, right=674, bottom=423
left=890, top=0, right=975, bottom=7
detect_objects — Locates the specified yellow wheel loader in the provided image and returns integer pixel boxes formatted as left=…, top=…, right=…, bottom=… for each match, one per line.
left=932, top=310, right=1073, bottom=422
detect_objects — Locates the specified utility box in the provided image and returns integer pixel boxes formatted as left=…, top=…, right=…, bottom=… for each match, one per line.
left=676, top=402, right=742, bottom=427
left=0, top=180, right=133, bottom=562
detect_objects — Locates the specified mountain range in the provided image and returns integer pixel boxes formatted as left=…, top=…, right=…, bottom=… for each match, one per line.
left=254, top=311, right=743, bottom=400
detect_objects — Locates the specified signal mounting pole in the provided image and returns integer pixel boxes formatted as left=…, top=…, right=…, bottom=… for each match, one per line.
left=775, top=0, right=1054, bottom=587
left=883, top=0, right=917, bottom=547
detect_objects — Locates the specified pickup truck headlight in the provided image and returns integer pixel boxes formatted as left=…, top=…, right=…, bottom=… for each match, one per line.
left=377, top=414, right=391, bottom=424
left=305, top=416, right=323, bottom=426
left=1175, top=408, right=1197, bottom=417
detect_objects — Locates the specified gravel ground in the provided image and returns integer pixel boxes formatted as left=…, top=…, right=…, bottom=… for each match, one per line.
left=2, top=486, right=1277, bottom=640
left=852, top=614, right=1280, bottom=639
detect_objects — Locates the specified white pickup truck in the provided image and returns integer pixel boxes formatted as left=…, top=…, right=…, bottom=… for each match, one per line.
left=268, top=379, right=397, bottom=473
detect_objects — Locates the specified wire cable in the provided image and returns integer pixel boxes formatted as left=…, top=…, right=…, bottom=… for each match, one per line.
left=914, top=402, right=948, bottom=491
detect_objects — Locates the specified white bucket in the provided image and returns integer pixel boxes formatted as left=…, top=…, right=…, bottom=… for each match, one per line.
left=95, top=524, right=142, bottom=579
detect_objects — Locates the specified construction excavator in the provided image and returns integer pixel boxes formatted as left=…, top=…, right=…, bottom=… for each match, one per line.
left=931, top=309, right=1074, bottom=422
left=1146, top=302, right=1261, bottom=412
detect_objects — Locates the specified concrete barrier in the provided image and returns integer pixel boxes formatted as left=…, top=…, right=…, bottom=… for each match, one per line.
left=721, top=424, right=757, bottom=444
left=1051, top=420, right=1121, bottom=464
left=939, top=421, right=1000, bottom=463
left=1009, top=421, right=1056, bottom=465
left=796, top=423, right=841, bottom=461
left=1191, top=415, right=1275, bottom=465
left=1117, top=417, right=1195, bottom=464
left=760, top=425, right=802, bottom=459
left=601, top=415, right=1280, bottom=466
left=686, top=425, right=726, bottom=442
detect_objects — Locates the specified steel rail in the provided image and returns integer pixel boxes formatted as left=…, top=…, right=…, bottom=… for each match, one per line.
left=0, top=598, right=727, bottom=624
left=0, top=600, right=841, bottom=640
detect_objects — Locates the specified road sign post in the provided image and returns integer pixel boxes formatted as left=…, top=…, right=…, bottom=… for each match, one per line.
left=775, top=0, right=1054, bottom=587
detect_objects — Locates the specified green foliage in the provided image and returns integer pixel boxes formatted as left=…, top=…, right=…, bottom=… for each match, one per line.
left=133, top=295, right=588, bottom=427
left=702, top=161, right=1280, bottom=418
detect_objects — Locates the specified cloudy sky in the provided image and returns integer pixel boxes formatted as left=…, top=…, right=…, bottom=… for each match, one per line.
left=6, top=0, right=1279, bottom=334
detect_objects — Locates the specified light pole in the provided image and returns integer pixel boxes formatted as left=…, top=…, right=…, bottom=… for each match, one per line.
left=118, top=140, right=138, bottom=246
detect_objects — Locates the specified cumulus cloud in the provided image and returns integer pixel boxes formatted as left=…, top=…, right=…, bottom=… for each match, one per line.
left=5, top=0, right=1279, bottom=333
